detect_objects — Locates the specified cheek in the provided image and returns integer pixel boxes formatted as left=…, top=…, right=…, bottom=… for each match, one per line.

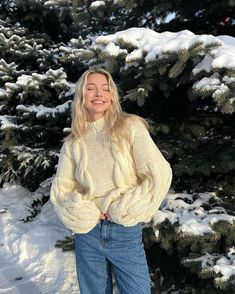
left=83, top=93, right=92, bottom=103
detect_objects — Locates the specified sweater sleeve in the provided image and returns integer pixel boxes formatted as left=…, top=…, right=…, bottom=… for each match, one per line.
left=108, top=119, right=172, bottom=226
left=50, top=139, right=101, bottom=234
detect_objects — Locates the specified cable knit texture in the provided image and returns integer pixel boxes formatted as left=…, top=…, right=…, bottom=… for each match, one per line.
left=50, top=115, right=172, bottom=233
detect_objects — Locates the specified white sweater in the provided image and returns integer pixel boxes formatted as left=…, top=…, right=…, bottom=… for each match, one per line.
left=50, top=115, right=172, bottom=233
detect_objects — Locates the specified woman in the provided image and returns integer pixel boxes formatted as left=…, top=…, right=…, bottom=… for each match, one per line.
left=50, top=68, right=172, bottom=294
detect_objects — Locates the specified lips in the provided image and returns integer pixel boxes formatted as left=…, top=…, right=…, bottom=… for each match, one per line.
left=92, top=100, right=105, bottom=104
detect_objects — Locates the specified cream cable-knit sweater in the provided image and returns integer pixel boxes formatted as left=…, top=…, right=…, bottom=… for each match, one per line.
left=50, top=115, right=172, bottom=233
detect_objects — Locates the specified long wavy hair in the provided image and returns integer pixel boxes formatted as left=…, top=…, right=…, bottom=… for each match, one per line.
left=66, top=68, right=151, bottom=150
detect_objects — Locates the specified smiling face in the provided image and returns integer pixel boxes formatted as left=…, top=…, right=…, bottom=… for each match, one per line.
left=83, top=73, right=112, bottom=122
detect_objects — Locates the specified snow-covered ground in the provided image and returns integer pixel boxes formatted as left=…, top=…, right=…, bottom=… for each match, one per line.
left=0, top=183, right=79, bottom=293
left=0, top=183, right=234, bottom=293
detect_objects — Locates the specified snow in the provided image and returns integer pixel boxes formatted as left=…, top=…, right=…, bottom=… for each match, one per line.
left=193, top=55, right=214, bottom=75
left=0, top=183, right=79, bottom=293
left=103, top=42, right=127, bottom=57
left=193, top=73, right=221, bottom=89
left=216, top=257, right=230, bottom=265
left=212, top=84, right=230, bottom=99
left=97, top=28, right=235, bottom=68
left=0, top=183, right=122, bottom=293
left=44, top=1, right=60, bottom=6
left=212, top=45, right=235, bottom=69
left=192, top=35, right=235, bottom=73
left=90, top=1, right=106, bottom=8
left=183, top=248, right=235, bottom=283
left=152, top=192, right=235, bottom=236
left=1, top=183, right=234, bottom=292
left=1, top=20, right=235, bottom=289
left=15, top=68, right=69, bottom=90
left=0, top=88, right=7, bottom=98
left=93, top=28, right=235, bottom=102
left=94, top=28, right=226, bottom=63
left=16, top=75, right=38, bottom=88
left=5, top=82, right=21, bottom=92
left=214, top=264, right=235, bottom=282
left=223, top=76, right=235, bottom=84
left=0, top=115, right=19, bottom=129
left=218, top=35, right=235, bottom=46
left=16, top=101, right=72, bottom=118
left=0, top=59, right=18, bottom=74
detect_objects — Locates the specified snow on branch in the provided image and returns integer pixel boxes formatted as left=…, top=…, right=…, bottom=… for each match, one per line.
left=0, top=115, right=19, bottom=129
left=90, top=1, right=106, bottom=9
left=16, top=101, right=72, bottom=118
left=182, top=248, right=235, bottom=289
left=16, top=68, right=69, bottom=90
left=151, top=192, right=235, bottom=289
left=152, top=192, right=235, bottom=237
left=94, top=28, right=223, bottom=63
left=91, top=27, right=235, bottom=114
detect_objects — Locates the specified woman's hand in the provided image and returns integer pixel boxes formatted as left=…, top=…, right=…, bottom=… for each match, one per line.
left=97, top=213, right=113, bottom=223
left=105, top=212, right=113, bottom=222
left=98, top=213, right=107, bottom=223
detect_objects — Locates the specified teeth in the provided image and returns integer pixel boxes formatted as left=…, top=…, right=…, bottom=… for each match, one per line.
left=93, top=100, right=104, bottom=104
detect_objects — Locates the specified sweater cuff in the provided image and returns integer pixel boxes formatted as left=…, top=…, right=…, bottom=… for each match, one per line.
left=108, top=160, right=172, bottom=227
left=53, top=195, right=101, bottom=234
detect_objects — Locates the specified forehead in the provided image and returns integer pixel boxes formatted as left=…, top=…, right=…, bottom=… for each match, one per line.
left=86, top=73, right=109, bottom=84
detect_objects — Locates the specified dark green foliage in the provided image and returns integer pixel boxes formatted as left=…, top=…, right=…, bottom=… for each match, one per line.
left=20, top=194, right=50, bottom=222
left=55, top=236, right=75, bottom=252
left=0, top=146, right=58, bottom=192
left=0, top=0, right=74, bottom=41
left=119, top=0, right=235, bottom=37
left=0, top=0, right=235, bottom=291
left=15, top=276, right=23, bottom=281
left=0, top=16, right=75, bottom=190
left=142, top=226, right=157, bottom=249
left=146, top=242, right=233, bottom=294
left=151, top=192, right=235, bottom=290
left=71, top=0, right=129, bottom=37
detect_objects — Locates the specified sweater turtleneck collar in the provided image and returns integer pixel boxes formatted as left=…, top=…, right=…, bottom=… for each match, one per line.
left=87, top=115, right=108, bottom=134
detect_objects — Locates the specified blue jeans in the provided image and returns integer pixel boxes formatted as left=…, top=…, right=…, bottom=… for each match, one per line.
left=74, top=220, right=151, bottom=294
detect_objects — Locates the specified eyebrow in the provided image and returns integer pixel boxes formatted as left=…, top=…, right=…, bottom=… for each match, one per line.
left=86, top=83, right=109, bottom=86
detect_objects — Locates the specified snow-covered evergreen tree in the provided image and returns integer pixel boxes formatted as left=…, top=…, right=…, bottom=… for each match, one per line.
left=0, top=0, right=235, bottom=291
left=0, top=14, right=74, bottom=190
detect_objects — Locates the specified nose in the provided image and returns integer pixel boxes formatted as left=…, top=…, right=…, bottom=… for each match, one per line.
left=95, top=88, right=102, bottom=96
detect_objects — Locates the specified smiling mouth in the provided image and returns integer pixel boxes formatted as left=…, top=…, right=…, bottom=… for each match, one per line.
left=92, top=100, right=105, bottom=104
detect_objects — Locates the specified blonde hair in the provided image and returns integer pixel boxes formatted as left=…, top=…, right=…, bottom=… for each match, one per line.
left=66, top=68, right=151, bottom=150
